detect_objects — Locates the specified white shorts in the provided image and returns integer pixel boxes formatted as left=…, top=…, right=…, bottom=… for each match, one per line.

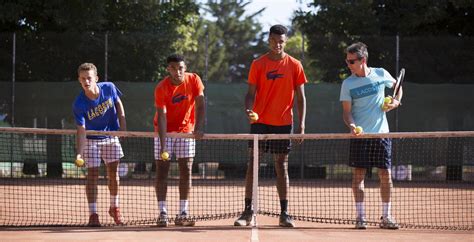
left=154, top=137, right=195, bottom=160
left=83, top=137, right=124, bottom=168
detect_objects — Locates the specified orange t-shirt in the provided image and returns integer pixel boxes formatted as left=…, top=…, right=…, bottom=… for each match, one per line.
left=248, top=53, right=307, bottom=126
left=154, top=73, right=204, bottom=133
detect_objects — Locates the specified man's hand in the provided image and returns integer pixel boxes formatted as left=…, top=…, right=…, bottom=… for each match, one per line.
left=382, top=98, right=401, bottom=112
left=293, top=125, right=305, bottom=145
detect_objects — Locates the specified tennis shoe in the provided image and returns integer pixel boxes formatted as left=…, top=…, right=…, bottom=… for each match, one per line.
left=157, top=211, right=168, bottom=227
left=174, top=212, right=196, bottom=226
left=88, top=213, right=101, bottom=227
left=355, top=217, right=367, bottom=229
left=108, top=207, right=124, bottom=225
left=234, top=210, right=253, bottom=226
left=279, top=211, right=295, bottom=227
left=380, top=216, right=399, bottom=229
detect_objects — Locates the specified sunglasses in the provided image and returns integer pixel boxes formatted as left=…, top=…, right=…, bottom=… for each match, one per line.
left=345, top=58, right=362, bottom=65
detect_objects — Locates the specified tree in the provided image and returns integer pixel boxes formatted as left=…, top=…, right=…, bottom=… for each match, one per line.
left=294, top=0, right=474, bottom=83
left=0, top=0, right=200, bottom=82
left=285, top=31, right=319, bottom=83
left=182, top=18, right=225, bottom=82
left=104, top=1, right=200, bottom=82
left=196, top=0, right=267, bottom=83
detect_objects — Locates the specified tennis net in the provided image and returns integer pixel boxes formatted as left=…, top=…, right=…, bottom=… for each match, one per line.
left=0, top=127, right=473, bottom=230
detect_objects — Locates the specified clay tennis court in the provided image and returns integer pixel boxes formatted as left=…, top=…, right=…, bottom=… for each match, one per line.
left=1, top=218, right=473, bottom=242
left=1, top=180, right=472, bottom=241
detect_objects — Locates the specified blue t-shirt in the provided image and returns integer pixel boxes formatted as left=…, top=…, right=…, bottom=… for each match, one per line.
left=73, top=82, right=122, bottom=138
left=339, top=68, right=395, bottom=133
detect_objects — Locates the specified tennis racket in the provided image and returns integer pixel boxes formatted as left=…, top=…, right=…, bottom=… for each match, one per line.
left=392, top=68, right=405, bottom=99
left=382, top=68, right=405, bottom=110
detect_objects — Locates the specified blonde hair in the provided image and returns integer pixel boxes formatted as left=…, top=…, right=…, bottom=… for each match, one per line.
left=77, top=63, right=98, bottom=76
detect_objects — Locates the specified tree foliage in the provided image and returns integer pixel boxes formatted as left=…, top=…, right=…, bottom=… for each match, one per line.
left=294, top=0, right=474, bottom=83
left=0, top=0, right=200, bottom=82
left=183, top=18, right=226, bottom=82
left=285, top=31, right=319, bottom=83
left=187, top=0, right=267, bottom=83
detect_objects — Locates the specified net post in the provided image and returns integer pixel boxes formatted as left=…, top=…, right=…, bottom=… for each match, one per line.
left=252, top=134, right=259, bottom=227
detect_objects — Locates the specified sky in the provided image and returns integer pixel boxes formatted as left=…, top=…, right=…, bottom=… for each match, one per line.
left=244, top=0, right=313, bottom=30
left=199, top=0, right=314, bottom=31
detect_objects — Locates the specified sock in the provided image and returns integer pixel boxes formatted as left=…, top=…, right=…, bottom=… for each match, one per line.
left=89, top=203, right=97, bottom=215
left=158, top=201, right=167, bottom=214
left=110, top=195, right=119, bottom=208
left=356, top=202, right=365, bottom=218
left=244, top=198, right=252, bottom=211
left=179, top=200, right=189, bottom=214
left=280, top=199, right=288, bottom=213
left=382, top=202, right=391, bottom=218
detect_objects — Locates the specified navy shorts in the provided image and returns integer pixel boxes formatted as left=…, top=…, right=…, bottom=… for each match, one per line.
left=248, top=123, right=292, bottom=154
left=349, top=138, right=392, bottom=169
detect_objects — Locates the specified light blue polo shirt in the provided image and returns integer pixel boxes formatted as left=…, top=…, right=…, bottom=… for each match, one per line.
left=340, top=68, right=395, bottom=133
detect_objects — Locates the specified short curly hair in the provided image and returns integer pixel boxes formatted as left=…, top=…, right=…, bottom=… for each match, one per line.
left=167, top=54, right=185, bottom=64
left=269, top=25, right=288, bottom=35
left=77, top=63, right=98, bottom=76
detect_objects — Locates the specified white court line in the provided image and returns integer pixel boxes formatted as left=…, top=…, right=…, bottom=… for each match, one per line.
left=251, top=226, right=259, bottom=242
left=250, top=216, right=259, bottom=242
left=250, top=135, right=259, bottom=242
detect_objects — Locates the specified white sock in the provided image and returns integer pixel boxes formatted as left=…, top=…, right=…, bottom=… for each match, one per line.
left=89, top=203, right=97, bottom=215
left=180, top=200, right=189, bottom=214
left=382, top=202, right=391, bottom=218
left=158, top=201, right=167, bottom=213
left=356, top=202, right=365, bottom=218
left=110, top=195, right=119, bottom=208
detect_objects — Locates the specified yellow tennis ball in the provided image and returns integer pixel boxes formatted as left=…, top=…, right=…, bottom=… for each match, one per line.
left=249, top=112, right=259, bottom=122
left=355, top=126, right=363, bottom=135
left=161, top=151, right=170, bottom=161
left=381, top=97, right=392, bottom=110
left=75, top=158, right=85, bottom=167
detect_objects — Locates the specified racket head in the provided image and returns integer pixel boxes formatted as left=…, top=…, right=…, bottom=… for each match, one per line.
left=392, top=68, right=405, bottom=97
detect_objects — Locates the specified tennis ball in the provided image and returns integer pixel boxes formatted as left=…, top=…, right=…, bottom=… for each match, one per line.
left=75, top=158, right=85, bottom=167
left=381, top=97, right=392, bottom=110
left=161, top=151, right=170, bottom=161
left=354, top=126, right=363, bottom=135
left=249, top=112, right=259, bottom=122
